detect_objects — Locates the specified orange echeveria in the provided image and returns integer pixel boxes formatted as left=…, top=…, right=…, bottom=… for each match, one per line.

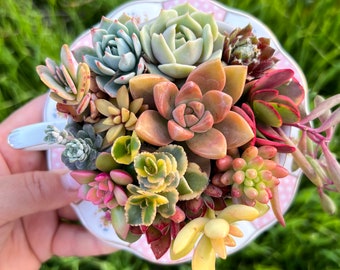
left=133, top=59, right=254, bottom=159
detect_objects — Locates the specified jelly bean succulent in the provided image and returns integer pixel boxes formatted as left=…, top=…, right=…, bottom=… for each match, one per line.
left=35, top=2, right=340, bottom=270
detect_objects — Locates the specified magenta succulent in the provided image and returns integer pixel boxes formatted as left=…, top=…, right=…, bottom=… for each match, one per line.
left=72, top=171, right=128, bottom=209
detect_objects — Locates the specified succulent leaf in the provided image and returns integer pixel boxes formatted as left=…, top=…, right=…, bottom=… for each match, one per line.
left=214, top=111, right=254, bottom=149
left=95, top=152, right=120, bottom=172
left=178, top=163, right=209, bottom=200
left=36, top=44, right=92, bottom=121
left=186, top=128, right=227, bottom=159
left=135, top=110, right=172, bottom=146
left=202, top=90, right=232, bottom=123
left=129, top=74, right=170, bottom=109
left=111, top=206, right=131, bottom=240
left=111, top=131, right=141, bottom=165
left=253, top=100, right=283, bottom=127
left=223, top=65, right=247, bottom=104
left=186, top=58, right=226, bottom=93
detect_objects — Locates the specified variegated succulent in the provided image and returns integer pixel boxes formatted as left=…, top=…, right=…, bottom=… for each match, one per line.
left=111, top=131, right=141, bottom=165
left=140, top=3, right=225, bottom=79
left=44, top=123, right=104, bottom=170
left=130, top=59, right=254, bottom=159
left=83, top=14, right=146, bottom=97
left=78, top=172, right=128, bottom=209
left=125, top=145, right=185, bottom=226
left=36, top=44, right=92, bottom=122
left=125, top=144, right=209, bottom=226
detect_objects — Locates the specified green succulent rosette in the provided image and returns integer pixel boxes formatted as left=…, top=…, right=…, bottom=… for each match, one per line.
left=140, top=3, right=225, bottom=79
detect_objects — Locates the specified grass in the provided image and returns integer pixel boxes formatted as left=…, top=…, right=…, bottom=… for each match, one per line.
left=1, top=0, right=340, bottom=269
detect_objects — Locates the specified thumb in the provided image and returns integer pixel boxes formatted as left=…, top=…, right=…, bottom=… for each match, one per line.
left=0, top=170, right=80, bottom=224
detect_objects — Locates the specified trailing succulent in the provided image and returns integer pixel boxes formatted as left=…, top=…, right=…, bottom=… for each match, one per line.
left=38, top=3, right=340, bottom=270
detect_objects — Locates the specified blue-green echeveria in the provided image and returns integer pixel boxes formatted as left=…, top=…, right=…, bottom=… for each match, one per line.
left=140, top=3, right=225, bottom=79
left=83, top=14, right=146, bottom=97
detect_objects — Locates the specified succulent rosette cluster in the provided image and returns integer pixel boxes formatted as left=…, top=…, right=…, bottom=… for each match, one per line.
left=38, top=3, right=340, bottom=270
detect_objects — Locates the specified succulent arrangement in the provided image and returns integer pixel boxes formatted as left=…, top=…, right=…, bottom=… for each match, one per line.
left=37, top=3, right=340, bottom=270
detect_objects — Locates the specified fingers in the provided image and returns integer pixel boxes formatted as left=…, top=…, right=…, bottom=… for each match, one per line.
left=0, top=94, right=47, bottom=131
left=52, top=223, right=118, bottom=257
left=57, top=205, right=79, bottom=221
left=0, top=94, right=48, bottom=174
left=0, top=171, right=80, bottom=224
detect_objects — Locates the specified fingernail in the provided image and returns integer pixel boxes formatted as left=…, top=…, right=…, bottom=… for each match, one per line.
left=61, top=173, right=81, bottom=191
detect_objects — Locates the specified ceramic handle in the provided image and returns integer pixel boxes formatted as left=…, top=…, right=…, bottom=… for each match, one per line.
left=7, top=120, right=66, bottom=151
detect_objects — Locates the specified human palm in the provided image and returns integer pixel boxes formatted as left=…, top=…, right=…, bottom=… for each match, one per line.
left=0, top=95, right=116, bottom=270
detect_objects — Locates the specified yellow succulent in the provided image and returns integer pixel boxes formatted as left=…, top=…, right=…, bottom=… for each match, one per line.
left=93, top=85, right=143, bottom=147
left=171, top=204, right=260, bottom=270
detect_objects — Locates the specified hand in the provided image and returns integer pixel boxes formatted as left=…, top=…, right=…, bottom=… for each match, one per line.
left=0, top=95, right=117, bottom=270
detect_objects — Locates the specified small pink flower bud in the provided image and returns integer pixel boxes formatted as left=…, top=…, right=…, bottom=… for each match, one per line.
left=244, top=178, right=254, bottom=187
left=220, top=170, right=234, bottom=186
left=260, top=170, right=273, bottom=181
left=231, top=185, right=242, bottom=198
left=272, top=165, right=289, bottom=178
left=257, top=189, right=270, bottom=204
left=211, top=173, right=224, bottom=187
left=262, top=159, right=277, bottom=170
left=186, top=197, right=204, bottom=213
left=256, top=181, right=266, bottom=190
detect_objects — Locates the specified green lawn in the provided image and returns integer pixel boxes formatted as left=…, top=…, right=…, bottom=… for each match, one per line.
left=1, top=0, right=340, bottom=269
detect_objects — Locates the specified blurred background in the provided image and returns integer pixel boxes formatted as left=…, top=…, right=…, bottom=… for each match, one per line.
left=1, top=0, right=340, bottom=269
